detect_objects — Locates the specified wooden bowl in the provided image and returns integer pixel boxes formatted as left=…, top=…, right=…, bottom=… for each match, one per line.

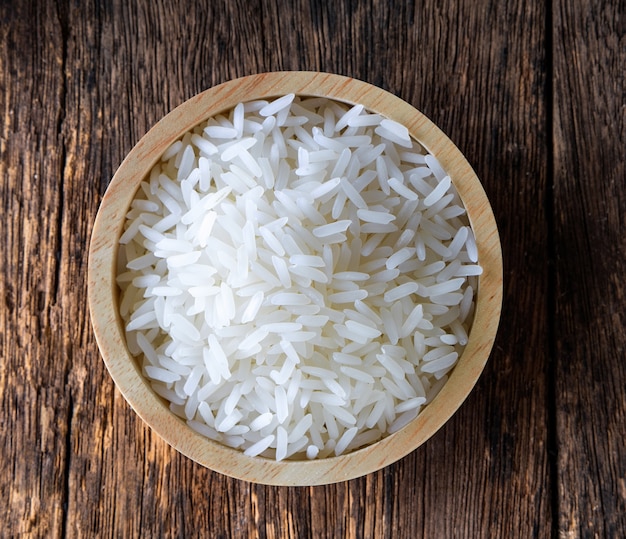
left=88, top=71, right=502, bottom=486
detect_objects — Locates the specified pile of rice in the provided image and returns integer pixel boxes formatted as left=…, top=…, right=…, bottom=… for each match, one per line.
left=117, top=94, right=481, bottom=461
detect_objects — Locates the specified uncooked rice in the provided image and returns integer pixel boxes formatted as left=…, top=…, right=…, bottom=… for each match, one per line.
left=117, top=95, right=481, bottom=461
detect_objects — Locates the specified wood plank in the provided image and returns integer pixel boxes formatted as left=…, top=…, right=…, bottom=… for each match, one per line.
left=552, top=1, right=626, bottom=536
left=0, top=1, right=74, bottom=536
left=58, top=1, right=282, bottom=536
left=387, top=1, right=553, bottom=536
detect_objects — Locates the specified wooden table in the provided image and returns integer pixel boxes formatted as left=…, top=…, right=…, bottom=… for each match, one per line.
left=2, top=1, right=624, bottom=537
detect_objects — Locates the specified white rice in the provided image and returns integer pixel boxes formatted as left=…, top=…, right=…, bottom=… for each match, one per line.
left=118, top=95, right=481, bottom=461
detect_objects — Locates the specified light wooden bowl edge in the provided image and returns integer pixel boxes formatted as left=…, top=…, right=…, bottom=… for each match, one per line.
left=87, top=71, right=503, bottom=486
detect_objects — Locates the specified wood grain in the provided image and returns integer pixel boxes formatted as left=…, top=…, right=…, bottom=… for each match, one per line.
left=1, top=0, right=623, bottom=536
left=0, top=1, right=71, bottom=536
left=553, top=0, right=626, bottom=536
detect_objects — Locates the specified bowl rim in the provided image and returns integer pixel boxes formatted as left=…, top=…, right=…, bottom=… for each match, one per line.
left=88, top=71, right=503, bottom=486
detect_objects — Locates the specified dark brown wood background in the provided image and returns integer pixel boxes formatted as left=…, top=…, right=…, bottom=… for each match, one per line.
left=1, top=0, right=624, bottom=537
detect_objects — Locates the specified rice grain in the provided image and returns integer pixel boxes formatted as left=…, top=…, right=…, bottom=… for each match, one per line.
left=118, top=95, right=480, bottom=461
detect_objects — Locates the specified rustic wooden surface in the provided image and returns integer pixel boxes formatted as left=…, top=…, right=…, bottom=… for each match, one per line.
left=0, top=0, right=623, bottom=537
